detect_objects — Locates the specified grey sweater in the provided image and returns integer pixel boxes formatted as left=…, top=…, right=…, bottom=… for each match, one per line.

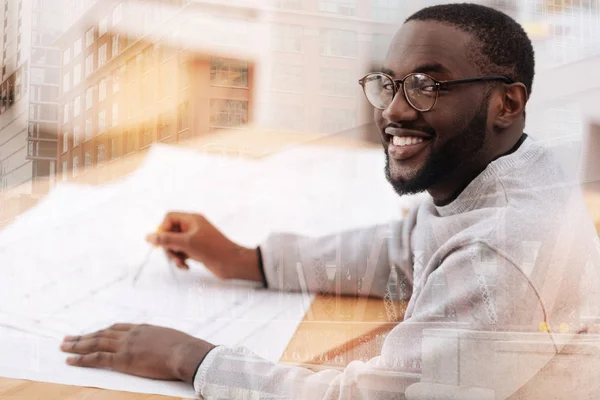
left=194, top=136, right=600, bottom=399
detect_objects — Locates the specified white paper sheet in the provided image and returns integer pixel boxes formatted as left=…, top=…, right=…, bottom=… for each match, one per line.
left=0, top=142, right=413, bottom=398
left=0, top=326, right=198, bottom=398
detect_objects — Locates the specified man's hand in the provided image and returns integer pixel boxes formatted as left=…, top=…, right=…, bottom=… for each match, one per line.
left=146, top=212, right=261, bottom=282
left=60, top=323, right=215, bottom=383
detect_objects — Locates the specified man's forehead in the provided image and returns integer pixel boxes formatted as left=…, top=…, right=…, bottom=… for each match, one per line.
left=383, top=20, right=476, bottom=78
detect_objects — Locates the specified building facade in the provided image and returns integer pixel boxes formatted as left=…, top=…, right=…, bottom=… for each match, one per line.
left=5, top=0, right=599, bottom=208
left=55, top=0, right=256, bottom=181
left=0, top=0, right=63, bottom=225
left=55, top=0, right=406, bottom=181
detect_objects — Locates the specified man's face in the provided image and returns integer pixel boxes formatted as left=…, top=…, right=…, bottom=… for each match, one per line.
left=376, top=21, right=493, bottom=196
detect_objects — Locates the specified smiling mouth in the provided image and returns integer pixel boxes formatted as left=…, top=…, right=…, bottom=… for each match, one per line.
left=386, top=134, right=433, bottom=161
left=391, top=135, right=425, bottom=147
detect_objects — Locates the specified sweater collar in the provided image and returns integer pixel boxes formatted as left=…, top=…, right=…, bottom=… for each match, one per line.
left=432, top=135, right=543, bottom=217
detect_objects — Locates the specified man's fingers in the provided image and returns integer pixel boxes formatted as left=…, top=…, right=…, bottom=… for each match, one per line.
left=162, top=212, right=199, bottom=232
left=166, top=250, right=189, bottom=270
left=67, top=352, right=115, bottom=369
left=166, top=249, right=187, bottom=262
left=148, top=232, right=189, bottom=252
left=65, top=329, right=121, bottom=342
left=94, top=330, right=122, bottom=340
left=109, top=323, right=135, bottom=331
left=175, top=258, right=189, bottom=270
left=61, top=337, right=119, bottom=354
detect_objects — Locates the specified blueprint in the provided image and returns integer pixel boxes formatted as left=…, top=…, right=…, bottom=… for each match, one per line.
left=0, top=143, right=411, bottom=397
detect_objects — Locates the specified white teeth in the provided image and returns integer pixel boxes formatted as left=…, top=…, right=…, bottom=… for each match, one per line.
left=392, top=136, right=425, bottom=147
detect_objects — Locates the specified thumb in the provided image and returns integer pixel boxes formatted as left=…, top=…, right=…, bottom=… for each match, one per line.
left=145, top=232, right=190, bottom=252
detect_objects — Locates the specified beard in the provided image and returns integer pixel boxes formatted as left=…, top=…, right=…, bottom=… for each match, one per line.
left=384, top=98, right=489, bottom=197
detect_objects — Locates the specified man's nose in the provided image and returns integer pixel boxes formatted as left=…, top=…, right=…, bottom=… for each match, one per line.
left=381, top=90, right=419, bottom=122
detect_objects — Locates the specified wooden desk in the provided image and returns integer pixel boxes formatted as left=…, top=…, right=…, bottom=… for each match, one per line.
left=0, top=296, right=404, bottom=399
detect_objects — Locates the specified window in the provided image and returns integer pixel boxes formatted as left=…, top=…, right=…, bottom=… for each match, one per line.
left=96, top=144, right=106, bottom=165
left=99, top=79, right=107, bottom=101
left=178, top=100, right=189, bottom=131
left=112, top=4, right=122, bottom=26
left=85, top=54, right=94, bottom=77
left=74, top=38, right=82, bottom=56
left=140, top=122, right=153, bottom=147
left=210, top=57, right=249, bottom=88
left=86, top=87, right=94, bottom=110
left=110, top=135, right=119, bottom=160
left=72, top=155, right=79, bottom=177
left=73, top=95, right=81, bottom=117
left=319, top=29, right=357, bottom=57
left=85, top=119, right=92, bottom=141
left=86, top=27, right=94, bottom=47
left=123, top=129, right=135, bottom=154
left=179, top=62, right=190, bottom=89
left=98, top=111, right=106, bottom=134
left=158, top=112, right=173, bottom=140
left=271, top=63, right=303, bottom=92
left=98, top=43, right=107, bottom=67
left=271, top=24, right=303, bottom=52
left=320, top=67, right=355, bottom=97
left=127, top=57, right=137, bottom=82
left=141, top=74, right=155, bottom=109
left=126, top=84, right=136, bottom=118
left=73, top=63, right=81, bottom=85
left=320, top=107, right=356, bottom=133
left=371, top=0, right=403, bottom=22
left=63, top=103, right=69, bottom=123
left=73, top=125, right=80, bottom=147
left=112, top=34, right=120, bottom=57
left=98, top=16, right=108, bottom=37
left=85, top=151, right=92, bottom=170
left=62, top=131, right=69, bottom=153
left=142, top=46, right=155, bottom=73
left=63, top=72, right=70, bottom=93
left=210, top=100, right=248, bottom=128
left=319, top=0, right=356, bottom=16
left=62, top=161, right=68, bottom=180
left=112, top=103, right=119, bottom=126
left=63, top=48, right=70, bottom=66
left=113, top=74, right=121, bottom=92
left=158, top=65, right=169, bottom=98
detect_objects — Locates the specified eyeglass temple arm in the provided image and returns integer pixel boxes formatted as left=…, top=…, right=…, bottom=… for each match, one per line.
left=439, top=76, right=514, bottom=87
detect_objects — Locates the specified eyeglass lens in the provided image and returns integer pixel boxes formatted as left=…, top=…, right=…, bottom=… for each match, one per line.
left=362, top=73, right=437, bottom=111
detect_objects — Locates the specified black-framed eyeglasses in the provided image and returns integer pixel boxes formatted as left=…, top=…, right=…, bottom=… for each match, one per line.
left=358, top=72, right=515, bottom=112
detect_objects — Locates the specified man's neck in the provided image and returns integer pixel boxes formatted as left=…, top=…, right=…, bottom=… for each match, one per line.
left=428, top=133, right=528, bottom=207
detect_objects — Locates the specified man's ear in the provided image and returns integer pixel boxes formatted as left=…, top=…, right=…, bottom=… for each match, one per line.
left=492, top=83, right=528, bottom=130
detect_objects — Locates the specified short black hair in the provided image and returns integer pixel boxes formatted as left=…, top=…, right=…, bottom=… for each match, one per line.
left=406, top=3, right=535, bottom=97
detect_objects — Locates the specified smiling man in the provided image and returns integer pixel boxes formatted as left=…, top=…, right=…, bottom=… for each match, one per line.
left=60, top=4, right=600, bottom=399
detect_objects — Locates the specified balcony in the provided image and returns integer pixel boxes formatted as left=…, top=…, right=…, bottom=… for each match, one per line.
left=26, top=137, right=57, bottom=161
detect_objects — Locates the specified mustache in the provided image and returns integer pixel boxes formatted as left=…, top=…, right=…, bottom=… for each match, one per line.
left=383, top=123, right=436, bottom=137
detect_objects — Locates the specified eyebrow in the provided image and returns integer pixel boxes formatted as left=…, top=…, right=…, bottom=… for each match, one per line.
left=380, top=68, right=395, bottom=77
left=381, top=63, right=451, bottom=78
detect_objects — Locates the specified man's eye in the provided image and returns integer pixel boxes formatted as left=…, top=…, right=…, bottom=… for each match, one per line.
left=420, top=85, right=436, bottom=92
left=382, top=84, right=394, bottom=90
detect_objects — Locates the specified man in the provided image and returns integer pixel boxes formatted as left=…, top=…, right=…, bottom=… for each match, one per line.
left=60, top=3, right=600, bottom=399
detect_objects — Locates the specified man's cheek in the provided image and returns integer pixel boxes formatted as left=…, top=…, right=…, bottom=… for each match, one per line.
left=374, top=110, right=385, bottom=127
